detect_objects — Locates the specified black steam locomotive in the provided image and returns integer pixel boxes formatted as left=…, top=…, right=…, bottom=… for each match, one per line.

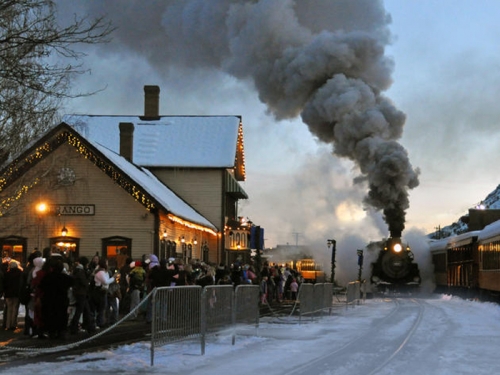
left=370, top=235, right=421, bottom=292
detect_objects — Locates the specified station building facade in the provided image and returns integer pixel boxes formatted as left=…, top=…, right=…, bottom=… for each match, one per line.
left=0, top=86, right=250, bottom=269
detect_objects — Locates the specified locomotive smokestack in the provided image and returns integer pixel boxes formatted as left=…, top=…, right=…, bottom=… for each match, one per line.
left=390, top=230, right=402, bottom=239
left=389, top=229, right=402, bottom=238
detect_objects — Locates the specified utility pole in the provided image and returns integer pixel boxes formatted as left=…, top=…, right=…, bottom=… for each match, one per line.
left=327, top=239, right=336, bottom=285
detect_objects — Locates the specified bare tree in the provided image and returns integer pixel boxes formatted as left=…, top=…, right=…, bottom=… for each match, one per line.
left=0, top=0, right=114, bottom=164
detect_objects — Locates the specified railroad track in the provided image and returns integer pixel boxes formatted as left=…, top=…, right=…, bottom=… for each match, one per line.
left=286, top=297, right=425, bottom=375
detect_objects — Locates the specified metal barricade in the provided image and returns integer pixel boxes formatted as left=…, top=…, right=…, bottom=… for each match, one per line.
left=313, top=283, right=325, bottom=314
left=203, top=285, right=234, bottom=333
left=297, top=283, right=314, bottom=322
left=202, top=285, right=234, bottom=353
left=150, top=284, right=260, bottom=366
left=320, top=282, right=333, bottom=316
left=346, top=281, right=361, bottom=307
left=150, top=286, right=202, bottom=366
left=233, top=284, right=260, bottom=344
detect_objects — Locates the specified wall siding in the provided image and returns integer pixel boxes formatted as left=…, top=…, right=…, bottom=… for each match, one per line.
left=151, top=168, right=224, bottom=230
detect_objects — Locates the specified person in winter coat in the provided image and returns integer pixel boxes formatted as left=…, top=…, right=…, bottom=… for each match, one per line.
left=24, top=255, right=43, bottom=336
left=21, top=249, right=41, bottom=335
left=31, top=256, right=50, bottom=338
left=144, top=254, right=166, bottom=324
left=70, top=256, right=93, bottom=334
left=196, top=267, right=215, bottom=288
left=39, top=257, right=74, bottom=339
left=4, top=260, right=23, bottom=330
left=127, top=261, right=145, bottom=320
left=147, top=256, right=170, bottom=290
left=93, top=258, right=118, bottom=328
left=118, top=257, right=133, bottom=314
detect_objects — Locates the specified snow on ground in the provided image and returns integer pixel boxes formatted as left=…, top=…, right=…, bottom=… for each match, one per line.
left=3, top=295, right=500, bottom=375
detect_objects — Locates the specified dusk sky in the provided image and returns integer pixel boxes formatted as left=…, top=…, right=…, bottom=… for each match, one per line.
left=53, top=1, right=500, bottom=281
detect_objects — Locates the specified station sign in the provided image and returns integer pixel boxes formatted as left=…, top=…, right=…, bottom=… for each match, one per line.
left=52, top=204, right=95, bottom=216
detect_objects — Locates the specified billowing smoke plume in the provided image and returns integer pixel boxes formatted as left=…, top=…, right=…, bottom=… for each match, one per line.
left=73, top=0, right=420, bottom=234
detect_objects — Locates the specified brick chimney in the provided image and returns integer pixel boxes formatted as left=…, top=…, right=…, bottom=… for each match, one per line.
left=143, top=85, right=160, bottom=119
left=119, top=122, right=134, bottom=162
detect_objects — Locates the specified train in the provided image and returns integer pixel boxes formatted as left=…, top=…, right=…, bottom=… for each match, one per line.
left=430, top=219, right=500, bottom=301
left=294, top=258, right=326, bottom=284
left=370, top=235, right=421, bottom=292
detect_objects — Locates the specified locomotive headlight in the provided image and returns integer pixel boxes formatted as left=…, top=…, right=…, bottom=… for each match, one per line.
left=393, top=243, right=403, bottom=253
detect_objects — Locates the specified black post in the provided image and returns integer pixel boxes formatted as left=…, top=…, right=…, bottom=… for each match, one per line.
left=327, top=239, right=336, bottom=285
left=357, top=249, right=364, bottom=282
left=254, top=226, right=262, bottom=283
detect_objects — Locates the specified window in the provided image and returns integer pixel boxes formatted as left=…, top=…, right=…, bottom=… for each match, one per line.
left=102, top=236, right=131, bottom=270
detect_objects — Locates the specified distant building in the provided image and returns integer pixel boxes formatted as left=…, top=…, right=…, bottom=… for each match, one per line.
left=0, top=86, right=249, bottom=267
left=465, top=209, right=500, bottom=231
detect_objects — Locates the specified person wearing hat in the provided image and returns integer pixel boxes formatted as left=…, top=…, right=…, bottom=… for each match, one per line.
left=4, top=260, right=23, bottom=331
left=127, top=260, right=145, bottom=320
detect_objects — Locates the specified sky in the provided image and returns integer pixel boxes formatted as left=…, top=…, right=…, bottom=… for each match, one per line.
left=50, top=1, right=500, bottom=283
left=4, top=295, right=500, bottom=374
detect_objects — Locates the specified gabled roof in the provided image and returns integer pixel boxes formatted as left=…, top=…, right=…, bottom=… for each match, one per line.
left=0, top=123, right=217, bottom=234
left=62, top=114, right=246, bottom=180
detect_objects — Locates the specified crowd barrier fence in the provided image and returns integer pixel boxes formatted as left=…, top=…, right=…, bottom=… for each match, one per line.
left=150, top=284, right=259, bottom=366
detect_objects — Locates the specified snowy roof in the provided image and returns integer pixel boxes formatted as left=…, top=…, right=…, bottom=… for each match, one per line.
left=429, top=230, right=482, bottom=252
left=88, top=137, right=216, bottom=232
left=478, top=219, right=500, bottom=242
left=62, top=115, right=241, bottom=168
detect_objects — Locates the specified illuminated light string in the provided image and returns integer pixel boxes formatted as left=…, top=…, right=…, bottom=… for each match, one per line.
left=234, top=121, right=246, bottom=181
left=167, top=214, right=217, bottom=236
left=0, top=130, right=217, bottom=234
left=0, top=179, right=41, bottom=216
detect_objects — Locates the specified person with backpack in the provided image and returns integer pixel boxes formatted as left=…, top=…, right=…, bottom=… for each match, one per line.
left=127, top=261, right=145, bottom=320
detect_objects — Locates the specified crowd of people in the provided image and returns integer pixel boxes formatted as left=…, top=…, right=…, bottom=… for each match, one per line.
left=0, top=249, right=302, bottom=340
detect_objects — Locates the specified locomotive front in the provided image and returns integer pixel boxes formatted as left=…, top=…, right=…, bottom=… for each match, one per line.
left=370, top=233, right=421, bottom=291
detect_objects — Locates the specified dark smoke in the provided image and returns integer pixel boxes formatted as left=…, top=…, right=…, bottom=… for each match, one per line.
left=67, top=0, right=420, bottom=233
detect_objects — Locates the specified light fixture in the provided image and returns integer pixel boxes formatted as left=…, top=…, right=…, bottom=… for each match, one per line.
left=36, top=202, right=47, bottom=214
left=193, top=238, right=198, bottom=245
left=61, top=226, right=68, bottom=237
left=180, top=236, right=185, bottom=243
left=162, top=230, right=167, bottom=240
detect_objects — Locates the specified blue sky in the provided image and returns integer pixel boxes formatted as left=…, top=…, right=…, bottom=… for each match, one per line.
left=55, top=1, right=500, bottom=279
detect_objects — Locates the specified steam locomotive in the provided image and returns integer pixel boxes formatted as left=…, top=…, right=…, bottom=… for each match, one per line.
left=370, top=235, right=421, bottom=292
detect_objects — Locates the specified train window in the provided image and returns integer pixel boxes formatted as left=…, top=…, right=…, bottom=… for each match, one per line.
left=481, top=241, right=500, bottom=270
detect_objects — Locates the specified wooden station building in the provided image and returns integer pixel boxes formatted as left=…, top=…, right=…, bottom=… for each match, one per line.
left=0, top=86, right=251, bottom=269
